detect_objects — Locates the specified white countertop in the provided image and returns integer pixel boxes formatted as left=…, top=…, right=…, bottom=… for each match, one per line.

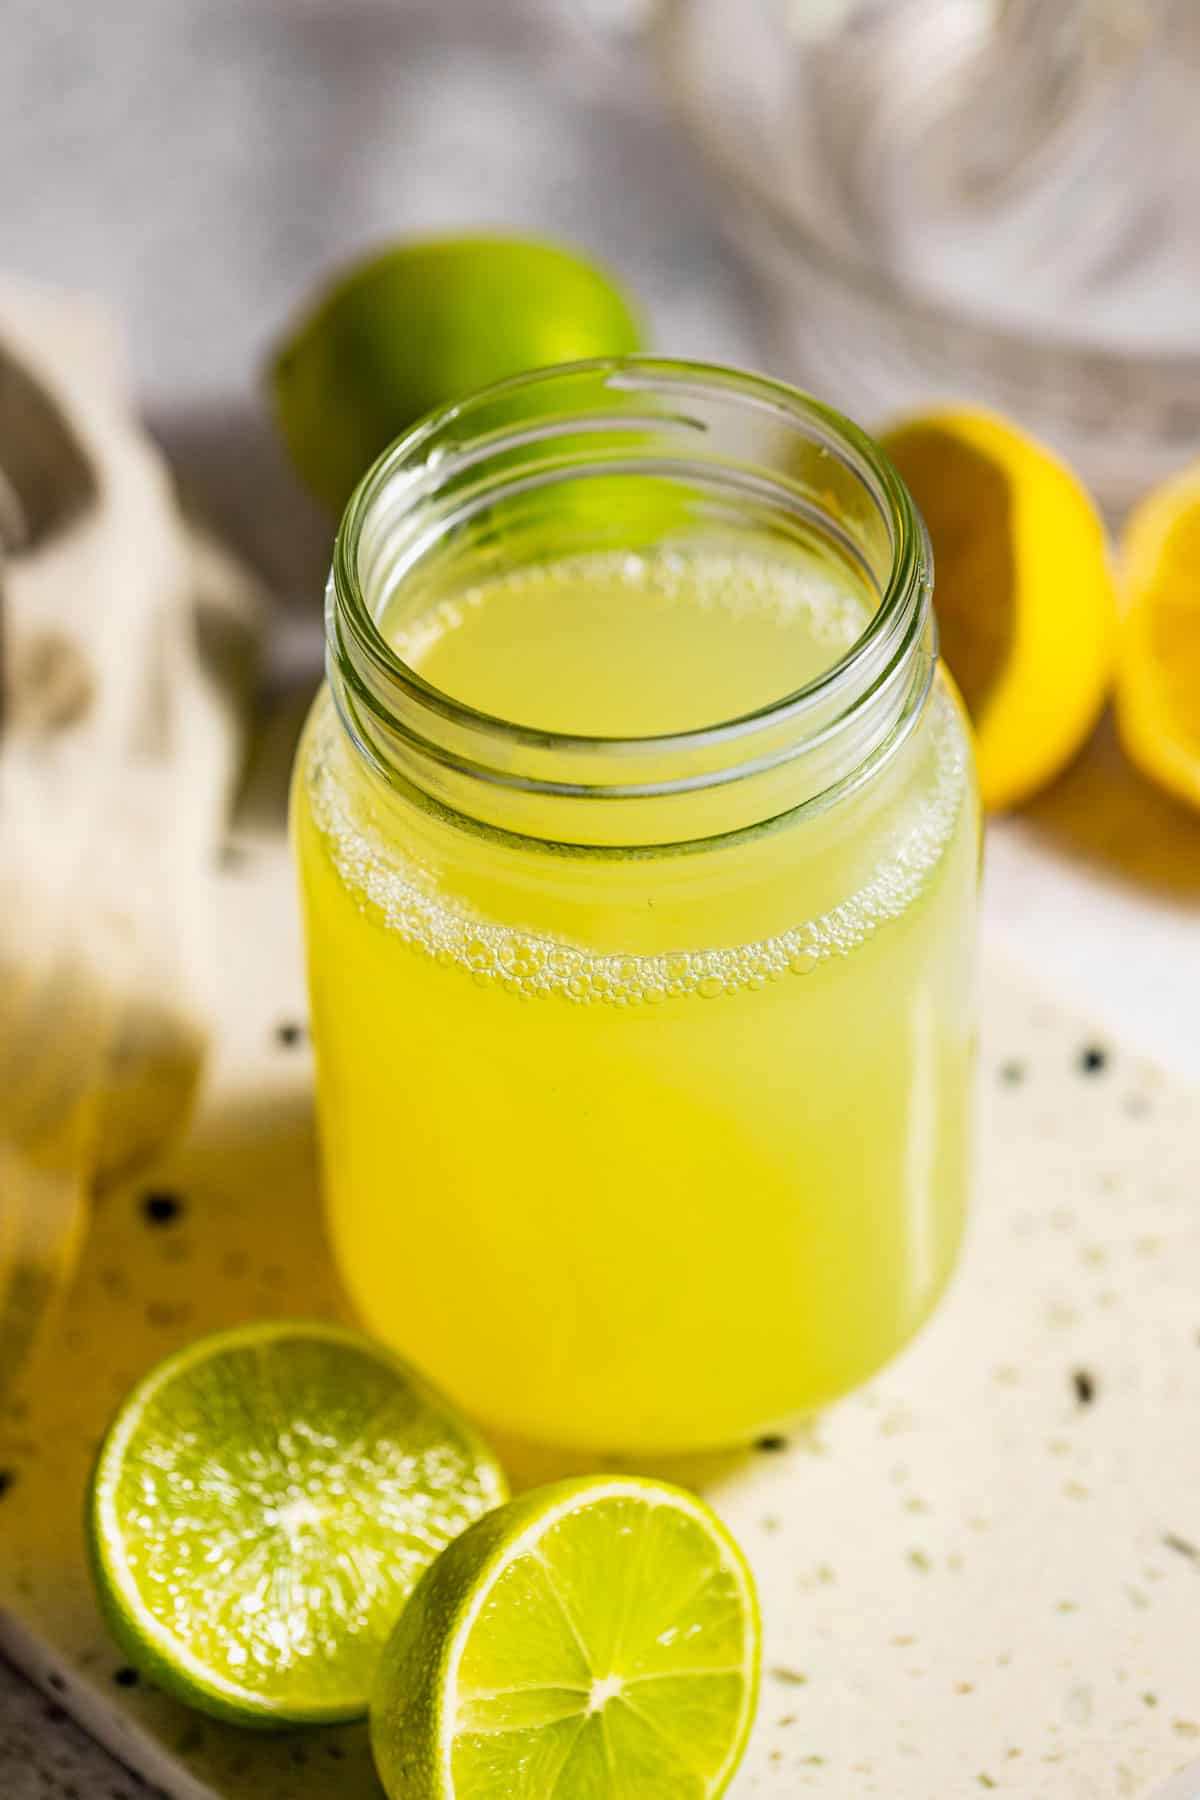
left=985, top=715, right=1200, bottom=1080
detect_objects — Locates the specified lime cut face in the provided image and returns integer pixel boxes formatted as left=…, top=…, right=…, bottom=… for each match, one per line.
left=371, top=1477, right=761, bottom=1799
left=87, top=1321, right=507, bottom=1727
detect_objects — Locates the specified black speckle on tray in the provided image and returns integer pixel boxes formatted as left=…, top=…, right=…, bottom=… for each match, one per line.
left=141, top=1190, right=184, bottom=1226
left=999, top=1060, right=1025, bottom=1086
left=275, top=1020, right=306, bottom=1049
left=753, top=1434, right=788, bottom=1453
left=113, top=1666, right=140, bottom=1688
left=145, top=1300, right=193, bottom=1330
left=1078, top=1045, right=1109, bottom=1075
left=1072, top=1369, right=1096, bottom=1407
left=0, top=1469, right=15, bottom=1499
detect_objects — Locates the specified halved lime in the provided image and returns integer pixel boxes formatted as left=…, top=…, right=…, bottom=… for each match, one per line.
left=370, top=1476, right=761, bottom=1798
left=87, top=1321, right=507, bottom=1727
left=269, top=234, right=644, bottom=512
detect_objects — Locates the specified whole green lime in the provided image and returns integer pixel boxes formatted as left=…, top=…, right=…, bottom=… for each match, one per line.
left=269, top=235, right=644, bottom=513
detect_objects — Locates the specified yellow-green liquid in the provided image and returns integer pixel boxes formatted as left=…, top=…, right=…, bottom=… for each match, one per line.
left=295, top=544, right=978, bottom=1452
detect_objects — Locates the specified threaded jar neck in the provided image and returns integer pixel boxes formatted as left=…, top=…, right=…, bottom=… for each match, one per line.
left=327, top=357, right=934, bottom=851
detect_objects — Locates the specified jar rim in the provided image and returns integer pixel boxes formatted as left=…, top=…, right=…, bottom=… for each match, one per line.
left=331, top=356, right=930, bottom=760
left=326, top=356, right=936, bottom=849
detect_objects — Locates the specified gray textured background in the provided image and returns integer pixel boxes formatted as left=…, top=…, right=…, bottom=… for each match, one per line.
left=3, top=0, right=758, bottom=616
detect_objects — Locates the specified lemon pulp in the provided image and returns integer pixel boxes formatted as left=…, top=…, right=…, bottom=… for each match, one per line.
left=1117, top=463, right=1200, bottom=810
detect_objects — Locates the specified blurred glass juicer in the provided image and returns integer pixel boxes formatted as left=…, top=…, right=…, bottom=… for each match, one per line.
left=654, top=0, right=1200, bottom=509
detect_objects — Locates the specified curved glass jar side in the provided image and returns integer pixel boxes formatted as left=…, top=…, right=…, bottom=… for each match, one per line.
left=293, top=359, right=980, bottom=1452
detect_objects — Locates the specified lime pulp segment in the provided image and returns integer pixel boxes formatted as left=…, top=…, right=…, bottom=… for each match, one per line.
left=87, top=1321, right=507, bottom=1726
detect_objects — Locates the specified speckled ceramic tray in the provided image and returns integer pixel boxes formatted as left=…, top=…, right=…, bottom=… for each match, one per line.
left=2, top=840, right=1199, bottom=1800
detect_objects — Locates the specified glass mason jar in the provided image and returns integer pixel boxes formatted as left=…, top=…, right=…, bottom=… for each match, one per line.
left=292, top=359, right=980, bottom=1454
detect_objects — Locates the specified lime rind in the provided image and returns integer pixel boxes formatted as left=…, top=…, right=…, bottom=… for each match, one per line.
left=270, top=234, right=644, bottom=512
left=87, top=1320, right=507, bottom=1728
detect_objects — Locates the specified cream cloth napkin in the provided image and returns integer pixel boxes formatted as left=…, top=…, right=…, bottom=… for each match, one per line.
left=0, top=283, right=261, bottom=1388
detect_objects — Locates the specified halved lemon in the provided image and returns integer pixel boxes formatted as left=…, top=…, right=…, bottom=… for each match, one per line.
left=1115, top=459, right=1200, bottom=810
left=882, top=408, right=1117, bottom=810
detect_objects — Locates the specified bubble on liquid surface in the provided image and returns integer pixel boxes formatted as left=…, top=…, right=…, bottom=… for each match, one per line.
left=304, top=685, right=968, bottom=1007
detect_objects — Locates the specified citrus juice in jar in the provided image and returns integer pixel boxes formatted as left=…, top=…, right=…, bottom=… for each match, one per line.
left=293, top=361, right=979, bottom=1453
